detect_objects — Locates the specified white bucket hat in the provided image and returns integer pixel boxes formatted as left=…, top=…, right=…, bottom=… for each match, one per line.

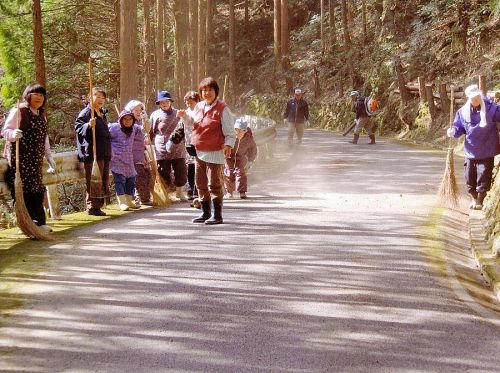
left=463, top=84, right=487, bottom=127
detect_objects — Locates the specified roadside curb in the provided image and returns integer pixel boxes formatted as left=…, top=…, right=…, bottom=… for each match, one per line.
left=469, top=209, right=500, bottom=302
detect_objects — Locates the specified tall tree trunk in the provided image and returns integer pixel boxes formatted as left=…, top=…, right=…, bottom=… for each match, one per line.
left=120, top=0, right=138, bottom=107
left=281, top=0, right=289, bottom=58
left=174, top=0, right=190, bottom=100
left=205, top=0, right=214, bottom=76
left=341, top=0, right=350, bottom=46
left=244, top=0, right=249, bottom=30
left=197, top=0, right=206, bottom=81
left=143, top=0, right=155, bottom=112
left=114, top=0, right=121, bottom=64
left=361, top=0, right=367, bottom=44
left=229, top=0, right=236, bottom=101
left=320, top=0, right=325, bottom=54
left=189, top=0, right=199, bottom=88
left=329, top=0, right=337, bottom=49
left=32, top=0, right=46, bottom=87
left=273, top=0, right=281, bottom=70
left=156, top=0, right=165, bottom=90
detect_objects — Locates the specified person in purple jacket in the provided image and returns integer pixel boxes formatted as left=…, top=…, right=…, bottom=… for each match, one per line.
left=447, top=84, right=500, bottom=209
left=109, top=110, right=139, bottom=211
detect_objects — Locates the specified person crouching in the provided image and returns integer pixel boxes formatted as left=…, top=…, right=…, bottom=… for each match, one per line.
left=109, top=110, right=139, bottom=211
left=224, top=118, right=257, bottom=199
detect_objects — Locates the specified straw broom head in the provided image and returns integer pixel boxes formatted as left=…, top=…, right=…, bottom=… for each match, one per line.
left=437, top=86, right=460, bottom=208
left=146, top=145, right=170, bottom=208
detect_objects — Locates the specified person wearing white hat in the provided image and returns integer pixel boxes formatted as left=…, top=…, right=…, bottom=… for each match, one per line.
left=283, top=88, right=309, bottom=146
left=447, top=84, right=500, bottom=209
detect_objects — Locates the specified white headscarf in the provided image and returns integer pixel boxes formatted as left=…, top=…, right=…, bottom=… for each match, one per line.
left=463, top=85, right=487, bottom=128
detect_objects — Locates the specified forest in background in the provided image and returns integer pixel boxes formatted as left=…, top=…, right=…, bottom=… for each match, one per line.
left=0, top=0, right=499, bottom=150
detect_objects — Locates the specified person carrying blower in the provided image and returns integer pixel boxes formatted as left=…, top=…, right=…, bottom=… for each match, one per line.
left=350, top=91, right=375, bottom=145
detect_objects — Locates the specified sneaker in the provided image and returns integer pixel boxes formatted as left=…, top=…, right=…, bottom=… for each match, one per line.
left=39, top=225, right=53, bottom=233
left=240, top=192, right=247, bottom=199
left=88, top=208, right=106, bottom=216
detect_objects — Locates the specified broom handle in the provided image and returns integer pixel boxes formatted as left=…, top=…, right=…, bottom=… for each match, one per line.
left=88, top=58, right=97, bottom=160
left=15, top=100, right=20, bottom=176
left=448, top=86, right=454, bottom=147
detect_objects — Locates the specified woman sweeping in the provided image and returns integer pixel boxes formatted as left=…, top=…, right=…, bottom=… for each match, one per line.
left=1, top=84, right=56, bottom=233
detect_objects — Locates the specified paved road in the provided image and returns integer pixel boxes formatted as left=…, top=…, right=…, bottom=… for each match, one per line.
left=1, top=129, right=499, bottom=372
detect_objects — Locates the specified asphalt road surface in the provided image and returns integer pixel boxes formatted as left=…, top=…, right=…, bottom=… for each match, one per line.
left=1, top=129, right=499, bottom=372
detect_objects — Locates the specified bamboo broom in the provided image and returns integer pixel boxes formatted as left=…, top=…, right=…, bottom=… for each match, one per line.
left=13, top=101, right=53, bottom=240
left=88, top=58, right=104, bottom=201
left=147, top=143, right=171, bottom=208
left=438, top=86, right=459, bottom=208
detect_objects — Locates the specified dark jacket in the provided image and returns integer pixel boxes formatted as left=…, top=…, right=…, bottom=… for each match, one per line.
left=75, top=105, right=111, bottom=162
left=354, top=96, right=368, bottom=119
left=283, top=98, right=309, bottom=123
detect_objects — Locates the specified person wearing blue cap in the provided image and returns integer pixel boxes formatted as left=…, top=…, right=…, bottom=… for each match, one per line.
left=224, top=118, right=258, bottom=199
left=149, top=90, right=188, bottom=202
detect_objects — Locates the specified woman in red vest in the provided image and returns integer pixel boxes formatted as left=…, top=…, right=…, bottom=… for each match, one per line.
left=177, top=77, right=236, bottom=225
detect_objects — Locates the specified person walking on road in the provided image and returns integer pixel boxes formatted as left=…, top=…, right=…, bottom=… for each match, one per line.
left=283, top=88, right=309, bottom=147
left=350, top=91, right=375, bottom=145
left=447, top=84, right=500, bottom=209
left=177, top=77, right=236, bottom=225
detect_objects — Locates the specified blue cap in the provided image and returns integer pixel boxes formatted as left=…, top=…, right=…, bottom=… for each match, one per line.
left=234, top=118, right=248, bottom=131
left=156, top=90, right=174, bottom=104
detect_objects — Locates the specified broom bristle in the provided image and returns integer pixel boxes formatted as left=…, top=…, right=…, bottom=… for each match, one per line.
left=14, top=179, right=54, bottom=240
left=89, top=161, right=103, bottom=198
left=152, top=175, right=171, bottom=208
left=438, top=148, right=460, bottom=208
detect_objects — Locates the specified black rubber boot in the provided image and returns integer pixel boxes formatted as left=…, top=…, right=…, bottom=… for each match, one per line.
left=350, top=134, right=359, bottom=144
left=192, top=201, right=211, bottom=223
left=369, top=134, right=376, bottom=144
left=205, top=200, right=223, bottom=225
left=474, top=192, right=487, bottom=210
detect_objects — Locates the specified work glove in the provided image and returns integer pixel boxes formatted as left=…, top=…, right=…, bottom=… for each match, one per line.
left=245, top=161, right=254, bottom=172
left=12, top=129, right=23, bottom=140
left=446, top=127, right=456, bottom=138
left=141, top=111, right=151, bottom=133
left=47, top=158, right=57, bottom=174
left=305, top=120, right=311, bottom=128
left=165, top=139, right=174, bottom=153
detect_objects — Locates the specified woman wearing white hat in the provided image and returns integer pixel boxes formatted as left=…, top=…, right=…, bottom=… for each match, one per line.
left=447, top=84, right=500, bottom=209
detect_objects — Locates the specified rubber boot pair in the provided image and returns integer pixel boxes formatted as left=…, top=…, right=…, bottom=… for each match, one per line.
left=117, top=194, right=140, bottom=211
left=192, top=200, right=223, bottom=224
left=176, top=186, right=188, bottom=202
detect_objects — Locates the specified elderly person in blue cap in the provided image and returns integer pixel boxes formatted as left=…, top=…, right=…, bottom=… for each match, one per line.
left=350, top=90, right=375, bottom=145
left=224, top=118, right=258, bottom=199
left=149, top=90, right=188, bottom=202
left=447, top=84, right=500, bottom=209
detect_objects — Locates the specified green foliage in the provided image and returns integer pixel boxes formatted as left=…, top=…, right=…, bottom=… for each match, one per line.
left=0, top=1, right=33, bottom=107
left=247, top=94, right=287, bottom=122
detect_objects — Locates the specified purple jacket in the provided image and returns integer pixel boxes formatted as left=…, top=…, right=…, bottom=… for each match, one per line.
left=109, top=122, right=137, bottom=178
left=452, top=97, right=500, bottom=160
left=227, top=128, right=258, bottom=167
left=132, top=119, right=147, bottom=164
left=150, top=108, right=186, bottom=160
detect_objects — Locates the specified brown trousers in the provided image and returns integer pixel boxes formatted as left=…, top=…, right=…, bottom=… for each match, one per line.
left=288, top=121, right=305, bottom=143
left=84, top=160, right=110, bottom=210
left=195, top=158, right=224, bottom=203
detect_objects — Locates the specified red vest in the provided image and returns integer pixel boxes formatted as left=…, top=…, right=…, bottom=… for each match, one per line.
left=191, top=100, right=226, bottom=151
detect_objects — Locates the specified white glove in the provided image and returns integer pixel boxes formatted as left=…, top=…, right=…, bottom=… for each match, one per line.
left=47, top=158, right=57, bottom=174
left=165, top=139, right=174, bottom=153
left=283, top=119, right=288, bottom=126
left=305, top=120, right=311, bottom=128
left=12, top=129, right=23, bottom=140
left=446, top=127, right=456, bottom=137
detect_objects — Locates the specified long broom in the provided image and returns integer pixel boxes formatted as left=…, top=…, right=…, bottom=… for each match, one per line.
left=13, top=101, right=53, bottom=240
left=88, top=58, right=104, bottom=201
left=147, top=143, right=171, bottom=208
left=438, top=85, right=459, bottom=208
